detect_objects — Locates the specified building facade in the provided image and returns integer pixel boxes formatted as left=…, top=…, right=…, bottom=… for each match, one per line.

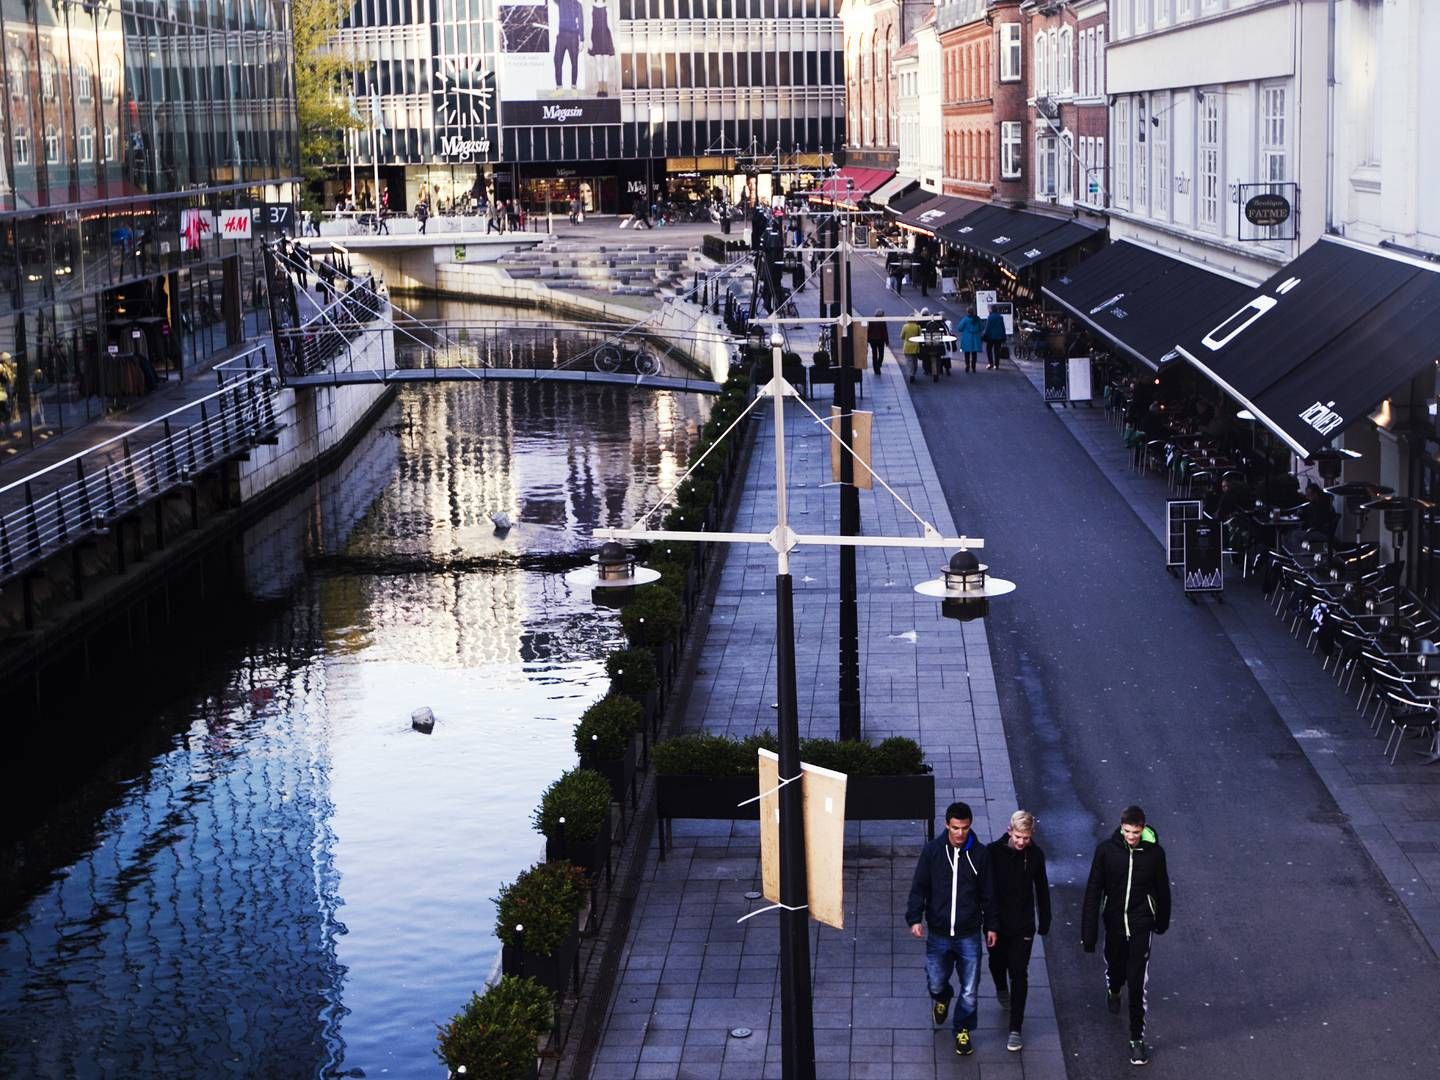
left=937, top=0, right=1028, bottom=203
left=1104, top=0, right=1327, bottom=282
left=914, top=7, right=943, bottom=189
left=0, top=0, right=300, bottom=459
left=894, top=34, right=919, bottom=181
left=1022, top=1, right=1106, bottom=213
left=335, top=0, right=845, bottom=215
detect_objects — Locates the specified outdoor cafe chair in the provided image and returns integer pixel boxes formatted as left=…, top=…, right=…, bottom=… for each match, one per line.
left=1367, top=666, right=1420, bottom=734
left=1380, top=692, right=1437, bottom=764
left=1326, top=622, right=1371, bottom=686
left=1356, top=651, right=1407, bottom=721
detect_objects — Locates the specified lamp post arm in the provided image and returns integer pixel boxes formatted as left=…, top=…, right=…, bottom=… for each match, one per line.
left=594, top=527, right=983, bottom=550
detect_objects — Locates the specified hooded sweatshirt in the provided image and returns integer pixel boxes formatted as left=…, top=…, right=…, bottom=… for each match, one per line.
left=1081, top=825, right=1171, bottom=947
left=905, top=832, right=998, bottom=938
left=986, top=834, right=1052, bottom=937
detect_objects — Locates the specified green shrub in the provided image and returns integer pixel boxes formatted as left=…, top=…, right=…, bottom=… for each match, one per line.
left=574, top=695, right=642, bottom=761
left=677, top=477, right=716, bottom=512
left=651, top=732, right=924, bottom=776
left=799, top=737, right=873, bottom=777
left=870, top=736, right=928, bottom=776
left=435, top=975, right=553, bottom=1078
left=648, top=539, right=694, bottom=568
left=494, top=860, right=589, bottom=956
left=533, top=768, right=612, bottom=843
left=606, top=648, right=657, bottom=697
left=619, top=587, right=682, bottom=646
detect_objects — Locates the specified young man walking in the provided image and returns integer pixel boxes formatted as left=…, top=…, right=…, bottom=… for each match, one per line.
left=988, top=810, right=1051, bottom=1053
left=1081, top=805, right=1172, bottom=1067
left=906, top=802, right=998, bottom=1057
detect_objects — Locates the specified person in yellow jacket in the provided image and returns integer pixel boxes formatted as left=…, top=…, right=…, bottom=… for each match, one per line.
left=901, top=316, right=921, bottom=383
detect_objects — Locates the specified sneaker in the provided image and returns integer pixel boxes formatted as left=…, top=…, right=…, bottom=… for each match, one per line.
left=954, top=1029, right=973, bottom=1056
left=1007, top=1031, right=1023, bottom=1052
left=1107, top=989, right=1122, bottom=1014
left=931, top=998, right=948, bottom=1026
left=1129, top=1039, right=1150, bottom=1066
left=996, top=988, right=1011, bottom=1010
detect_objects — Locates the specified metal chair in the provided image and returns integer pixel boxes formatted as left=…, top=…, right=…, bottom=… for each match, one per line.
left=1380, top=693, right=1437, bottom=764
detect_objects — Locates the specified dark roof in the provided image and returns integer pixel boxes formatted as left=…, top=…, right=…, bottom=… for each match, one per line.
left=895, top=194, right=987, bottom=234
left=942, top=205, right=1100, bottom=271
left=887, top=187, right=937, bottom=215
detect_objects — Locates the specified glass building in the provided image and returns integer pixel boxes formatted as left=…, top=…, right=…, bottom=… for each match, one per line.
left=0, top=0, right=299, bottom=460
left=334, top=0, right=844, bottom=215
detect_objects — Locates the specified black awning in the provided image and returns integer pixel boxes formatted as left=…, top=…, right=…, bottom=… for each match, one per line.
left=1174, top=237, right=1440, bottom=457
left=896, top=194, right=987, bottom=235
left=941, top=205, right=1089, bottom=268
left=1043, top=240, right=1254, bottom=370
left=937, top=204, right=1012, bottom=246
left=997, top=220, right=1103, bottom=272
left=888, top=187, right=937, bottom=215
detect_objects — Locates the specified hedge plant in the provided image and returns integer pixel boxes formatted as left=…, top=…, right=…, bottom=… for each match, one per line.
left=606, top=648, right=657, bottom=698
left=435, top=975, right=553, bottom=1078
left=532, top=767, right=612, bottom=844
left=619, top=587, right=682, bottom=647
left=574, top=695, right=642, bottom=761
left=652, top=733, right=927, bottom=777
left=494, top=860, right=589, bottom=956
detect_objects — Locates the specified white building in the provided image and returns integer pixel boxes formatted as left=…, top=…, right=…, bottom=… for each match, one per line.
left=895, top=36, right=921, bottom=183
left=1104, top=0, right=1328, bottom=284
left=915, top=8, right=944, bottom=191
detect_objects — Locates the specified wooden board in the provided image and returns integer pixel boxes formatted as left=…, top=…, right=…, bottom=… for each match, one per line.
left=830, top=407, right=874, bottom=490
left=759, top=750, right=847, bottom=930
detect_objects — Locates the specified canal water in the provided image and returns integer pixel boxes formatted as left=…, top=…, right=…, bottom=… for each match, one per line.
left=0, top=303, right=710, bottom=1078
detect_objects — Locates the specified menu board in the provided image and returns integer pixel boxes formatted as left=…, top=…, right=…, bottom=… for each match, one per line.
left=1166, top=500, right=1203, bottom=567
left=1183, top=519, right=1225, bottom=593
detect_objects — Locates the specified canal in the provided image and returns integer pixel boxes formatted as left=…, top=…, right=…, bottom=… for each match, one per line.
left=0, top=302, right=711, bottom=1078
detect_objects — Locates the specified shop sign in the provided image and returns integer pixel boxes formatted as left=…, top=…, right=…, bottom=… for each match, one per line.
left=626, top=180, right=647, bottom=195
left=213, top=209, right=252, bottom=239
left=258, top=204, right=294, bottom=231
left=502, top=99, right=621, bottom=127
left=440, top=136, right=492, bottom=162
left=1244, top=192, right=1291, bottom=227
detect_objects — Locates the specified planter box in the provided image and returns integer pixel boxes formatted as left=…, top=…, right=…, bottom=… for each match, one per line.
left=582, top=736, right=638, bottom=812
left=546, top=820, right=612, bottom=888
left=846, top=774, right=936, bottom=840
left=501, top=925, right=580, bottom=999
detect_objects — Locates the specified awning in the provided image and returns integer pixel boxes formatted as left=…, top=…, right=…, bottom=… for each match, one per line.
left=813, top=167, right=893, bottom=205
left=1044, top=240, right=1254, bottom=370
left=870, top=174, right=918, bottom=206
left=941, top=205, right=1100, bottom=271
left=896, top=194, right=987, bottom=235
left=887, top=187, right=937, bottom=215
left=1173, top=236, right=1440, bottom=457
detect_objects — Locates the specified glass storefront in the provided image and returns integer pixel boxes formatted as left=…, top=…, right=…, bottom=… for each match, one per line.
left=0, top=0, right=299, bottom=460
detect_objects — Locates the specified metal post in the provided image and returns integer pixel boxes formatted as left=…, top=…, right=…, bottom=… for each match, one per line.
left=768, top=341, right=816, bottom=1080
left=835, top=220, right=861, bottom=741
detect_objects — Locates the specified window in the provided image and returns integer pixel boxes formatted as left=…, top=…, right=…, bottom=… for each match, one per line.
left=1062, top=132, right=1073, bottom=199
left=1261, top=84, right=1287, bottom=181
left=1095, top=28, right=1105, bottom=94
left=103, top=125, right=115, bottom=161
left=1048, top=30, right=1058, bottom=97
left=1037, top=135, right=1058, bottom=197
left=1080, top=29, right=1091, bottom=97
left=7, top=52, right=24, bottom=98
left=1201, top=0, right=1222, bottom=12
left=44, top=124, right=58, bottom=164
left=1116, top=0, right=1131, bottom=38
left=1059, top=28, right=1072, bottom=95
left=1114, top=101, right=1130, bottom=206
left=1034, top=33, right=1047, bottom=97
left=12, top=127, right=28, bottom=166
left=77, top=125, right=94, bottom=162
left=40, top=57, right=56, bottom=100
left=1134, top=97, right=1148, bottom=214
left=1136, top=0, right=1150, bottom=34
left=1152, top=92, right=1169, bottom=219
left=1156, top=0, right=1171, bottom=28
left=1198, top=90, right=1221, bottom=228
left=1096, top=136, right=1105, bottom=200
left=1179, top=0, right=1193, bottom=16
left=76, top=63, right=92, bottom=102
left=1000, top=23, right=1022, bottom=82
left=1001, top=120, right=1022, bottom=177
left=1353, top=0, right=1382, bottom=166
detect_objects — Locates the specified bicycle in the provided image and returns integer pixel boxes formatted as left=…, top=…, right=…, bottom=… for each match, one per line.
left=595, top=339, right=661, bottom=376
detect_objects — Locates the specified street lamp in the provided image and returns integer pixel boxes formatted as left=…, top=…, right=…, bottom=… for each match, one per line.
left=914, top=550, right=1018, bottom=623
left=564, top=540, right=661, bottom=608
left=576, top=357, right=1013, bottom=1080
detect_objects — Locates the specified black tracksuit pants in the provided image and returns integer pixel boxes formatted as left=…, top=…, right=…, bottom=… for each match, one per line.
left=987, top=933, right=1035, bottom=1032
left=1104, top=926, right=1152, bottom=1040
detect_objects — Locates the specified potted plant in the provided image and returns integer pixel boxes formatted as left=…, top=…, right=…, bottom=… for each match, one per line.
left=652, top=732, right=776, bottom=858
left=620, top=587, right=683, bottom=679
left=435, top=975, right=553, bottom=1080
left=534, top=768, right=613, bottom=885
left=574, top=695, right=642, bottom=811
left=801, top=736, right=935, bottom=837
left=606, top=648, right=659, bottom=732
left=495, top=861, right=589, bottom=998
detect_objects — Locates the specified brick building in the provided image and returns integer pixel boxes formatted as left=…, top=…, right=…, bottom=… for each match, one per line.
left=1022, top=1, right=1108, bottom=214
left=841, top=0, right=935, bottom=170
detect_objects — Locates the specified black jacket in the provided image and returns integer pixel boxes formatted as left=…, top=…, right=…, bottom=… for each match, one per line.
left=987, top=835, right=1052, bottom=937
left=1081, top=826, right=1172, bottom=947
left=905, top=833, right=998, bottom=937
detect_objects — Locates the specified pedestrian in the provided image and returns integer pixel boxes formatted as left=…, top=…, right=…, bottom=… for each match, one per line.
left=900, top=313, right=921, bottom=383
left=376, top=189, right=390, bottom=234
left=958, top=307, right=984, bottom=373
left=633, top=195, right=653, bottom=229
left=906, top=801, right=998, bottom=1058
left=987, top=811, right=1051, bottom=1054
left=751, top=205, right=766, bottom=251
left=415, top=200, right=429, bottom=235
left=867, top=309, right=889, bottom=374
left=569, top=194, right=580, bottom=224
left=1081, top=805, right=1171, bottom=1068
left=982, top=306, right=1007, bottom=369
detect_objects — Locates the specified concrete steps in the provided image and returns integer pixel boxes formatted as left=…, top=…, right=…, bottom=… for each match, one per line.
left=497, top=241, right=701, bottom=297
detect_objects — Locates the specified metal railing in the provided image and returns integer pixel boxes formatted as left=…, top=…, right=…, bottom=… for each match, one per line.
left=0, top=354, right=281, bottom=588
left=275, top=284, right=388, bottom=379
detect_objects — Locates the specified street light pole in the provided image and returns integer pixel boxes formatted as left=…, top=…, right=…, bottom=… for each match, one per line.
left=769, top=332, right=816, bottom=1080
left=833, top=216, right=861, bottom=741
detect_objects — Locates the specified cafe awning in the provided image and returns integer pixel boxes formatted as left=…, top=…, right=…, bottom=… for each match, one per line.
left=887, top=187, right=937, bottom=216
left=870, top=174, right=918, bottom=206
left=1043, top=239, right=1254, bottom=371
left=1173, top=236, right=1440, bottom=457
left=942, top=205, right=1101, bottom=271
left=895, top=194, right=987, bottom=236
left=813, top=167, right=893, bottom=205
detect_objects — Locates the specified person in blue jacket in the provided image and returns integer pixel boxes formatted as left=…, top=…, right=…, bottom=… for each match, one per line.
left=958, top=307, right=985, bottom=373
left=906, top=801, right=998, bottom=1057
left=982, top=307, right=1008, bottom=369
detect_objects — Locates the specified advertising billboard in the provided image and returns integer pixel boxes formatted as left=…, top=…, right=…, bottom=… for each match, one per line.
left=497, top=0, right=621, bottom=126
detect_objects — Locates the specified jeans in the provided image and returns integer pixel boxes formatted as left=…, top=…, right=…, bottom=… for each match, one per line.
left=925, top=931, right=982, bottom=1033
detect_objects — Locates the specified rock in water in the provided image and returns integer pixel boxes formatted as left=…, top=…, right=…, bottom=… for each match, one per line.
left=489, top=510, right=513, bottom=533
left=411, top=707, right=436, bottom=734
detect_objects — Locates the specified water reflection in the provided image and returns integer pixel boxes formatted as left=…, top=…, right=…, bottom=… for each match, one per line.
left=0, top=344, right=708, bottom=1077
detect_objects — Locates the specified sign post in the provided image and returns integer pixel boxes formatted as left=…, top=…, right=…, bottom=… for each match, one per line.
left=1182, top=519, right=1225, bottom=601
left=1043, top=355, right=1068, bottom=405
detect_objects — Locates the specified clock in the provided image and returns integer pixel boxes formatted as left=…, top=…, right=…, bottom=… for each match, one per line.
left=435, top=53, right=495, bottom=128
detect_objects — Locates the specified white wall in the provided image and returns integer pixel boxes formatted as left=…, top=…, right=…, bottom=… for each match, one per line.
left=917, top=22, right=944, bottom=187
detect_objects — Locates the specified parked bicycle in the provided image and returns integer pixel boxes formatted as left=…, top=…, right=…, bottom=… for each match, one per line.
left=595, top=338, right=661, bottom=376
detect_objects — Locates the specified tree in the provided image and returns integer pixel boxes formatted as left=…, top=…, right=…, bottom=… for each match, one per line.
left=293, top=0, right=360, bottom=206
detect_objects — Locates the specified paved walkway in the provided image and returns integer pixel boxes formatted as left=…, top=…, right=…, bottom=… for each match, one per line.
left=589, top=314, right=1066, bottom=1077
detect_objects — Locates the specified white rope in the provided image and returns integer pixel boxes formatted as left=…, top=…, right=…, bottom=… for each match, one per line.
left=735, top=770, right=802, bottom=808
left=737, top=900, right=809, bottom=924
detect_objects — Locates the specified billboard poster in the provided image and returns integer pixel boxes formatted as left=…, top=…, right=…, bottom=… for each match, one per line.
left=497, top=0, right=621, bottom=126
left=431, top=49, right=500, bottom=163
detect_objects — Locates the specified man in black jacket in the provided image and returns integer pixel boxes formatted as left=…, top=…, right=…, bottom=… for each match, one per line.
left=1082, top=805, right=1172, bottom=1068
left=987, top=810, right=1051, bottom=1053
left=906, top=801, right=998, bottom=1057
